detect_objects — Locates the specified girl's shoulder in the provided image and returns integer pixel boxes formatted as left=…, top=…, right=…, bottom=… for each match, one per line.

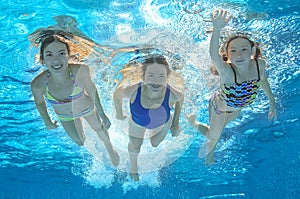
left=69, top=64, right=91, bottom=83
left=253, top=58, right=267, bottom=76
left=69, top=64, right=89, bottom=73
left=31, top=70, right=48, bottom=86
left=255, top=58, right=267, bottom=68
left=117, top=81, right=141, bottom=98
left=31, top=70, right=48, bottom=95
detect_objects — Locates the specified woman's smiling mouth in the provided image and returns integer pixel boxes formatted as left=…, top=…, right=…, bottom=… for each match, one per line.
left=51, top=64, right=63, bottom=70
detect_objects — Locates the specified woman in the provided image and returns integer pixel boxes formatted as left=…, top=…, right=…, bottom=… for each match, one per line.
left=113, top=54, right=184, bottom=181
left=187, top=10, right=277, bottom=165
left=31, top=35, right=119, bottom=166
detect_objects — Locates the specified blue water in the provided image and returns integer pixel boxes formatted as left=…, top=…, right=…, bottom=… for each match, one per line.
left=1, top=0, right=299, bottom=198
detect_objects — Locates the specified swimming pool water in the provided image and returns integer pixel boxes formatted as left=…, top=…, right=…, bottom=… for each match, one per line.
left=0, top=0, right=299, bottom=198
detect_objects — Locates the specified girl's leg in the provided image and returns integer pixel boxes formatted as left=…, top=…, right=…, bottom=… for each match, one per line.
left=204, top=107, right=227, bottom=165
left=60, top=119, right=85, bottom=146
left=128, top=118, right=146, bottom=181
left=84, top=111, right=119, bottom=166
left=204, top=104, right=241, bottom=165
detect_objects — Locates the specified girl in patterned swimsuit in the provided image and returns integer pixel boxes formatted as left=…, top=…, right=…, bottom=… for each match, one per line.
left=187, top=9, right=277, bottom=165
left=31, top=35, right=119, bottom=167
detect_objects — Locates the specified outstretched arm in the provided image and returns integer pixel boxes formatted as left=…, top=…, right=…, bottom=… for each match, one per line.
left=209, top=10, right=232, bottom=72
left=113, top=83, right=138, bottom=120
left=260, top=67, right=277, bottom=121
left=113, top=85, right=127, bottom=120
left=170, top=88, right=184, bottom=137
left=31, top=76, right=58, bottom=129
left=81, top=65, right=111, bottom=129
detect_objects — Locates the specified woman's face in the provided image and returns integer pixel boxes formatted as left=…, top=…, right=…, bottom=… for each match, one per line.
left=143, top=63, right=168, bottom=92
left=43, top=41, right=69, bottom=73
left=227, top=38, right=253, bottom=67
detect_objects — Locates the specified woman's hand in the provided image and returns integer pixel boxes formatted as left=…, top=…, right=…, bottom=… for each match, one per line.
left=101, top=115, right=111, bottom=130
left=46, top=120, right=59, bottom=130
left=170, top=123, right=181, bottom=137
left=212, top=9, right=232, bottom=30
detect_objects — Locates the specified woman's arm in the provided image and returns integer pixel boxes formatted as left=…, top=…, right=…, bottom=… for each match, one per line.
left=31, top=74, right=58, bottom=129
left=169, top=87, right=184, bottom=137
left=113, top=83, right=138, bottom=120
left=113, top=85, right=126, bottom=120
left=79, top=65, right=111, bottom=128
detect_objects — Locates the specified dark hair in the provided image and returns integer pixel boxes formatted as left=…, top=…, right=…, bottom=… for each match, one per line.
left=142, top=54, right=171, bottom=77
left=39, top=35, right=70, bottom=62
left=222, top=35, right=261, bottom=61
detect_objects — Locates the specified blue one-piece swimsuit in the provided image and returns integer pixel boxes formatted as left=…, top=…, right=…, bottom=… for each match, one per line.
left=130, top=83, right=171, bottom=129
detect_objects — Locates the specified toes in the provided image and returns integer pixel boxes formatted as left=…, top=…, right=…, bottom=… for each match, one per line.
left=130, top=172, right=139, bottom=181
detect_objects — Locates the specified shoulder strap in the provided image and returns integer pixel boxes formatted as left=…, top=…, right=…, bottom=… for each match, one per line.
left=162, top=85, right=171, bottom=108
left=229, top=63, right=237, bottom=84
left=254, top=58, right=260, bottom=80
left=133, top=82, right=142, bottom=104
left=68, top=67, right=77, bottom=83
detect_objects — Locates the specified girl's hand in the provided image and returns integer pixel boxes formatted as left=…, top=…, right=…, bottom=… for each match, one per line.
left=212, top=9, right=232, bottom=30
left=268, top=105, right=277, bottom=121
left=46, top=120, right=59, bottom=130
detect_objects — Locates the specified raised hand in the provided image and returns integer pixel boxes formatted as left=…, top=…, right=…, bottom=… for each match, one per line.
left=212, top=9, right=232, bottom=30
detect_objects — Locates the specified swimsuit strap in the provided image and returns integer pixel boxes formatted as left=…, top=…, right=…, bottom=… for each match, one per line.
left=135, top=82, right=142, bottom=104
left=254, top=58, right=260, bottom=81
left=229, top=63, right=237, bottom=84
left=162, top=84, right=171, bottom=108
left=68, top=67, right=77, bottom=84
left=46, top=71, right=50, bottom=86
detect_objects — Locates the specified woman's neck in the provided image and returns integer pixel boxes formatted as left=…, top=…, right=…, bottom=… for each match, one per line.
left=143, top=85, right=166, bottom=99
left=49, top=68, right=70, bottom=83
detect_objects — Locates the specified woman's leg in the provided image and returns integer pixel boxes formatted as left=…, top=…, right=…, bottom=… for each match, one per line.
left=84, top=110, right=119, bottom=166
left=60, top=119, right=85, bottom=146
left=128, top=118, right=146, bottom=181
left=150, top=117, right=172, bottom=147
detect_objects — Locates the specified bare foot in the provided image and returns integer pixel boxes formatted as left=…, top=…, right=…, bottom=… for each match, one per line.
left=198, top=123, right=209, bottom=137
left=129, top=172, right=139, bottom=181
left=186, top=114, right=209, bottom=136
left=205, top=150, right=215, bottom=165
left=186, top=114, right=196, bottom=125
left=110, top=150, right=120, bottom=167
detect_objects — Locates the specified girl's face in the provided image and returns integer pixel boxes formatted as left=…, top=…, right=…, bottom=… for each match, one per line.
left=43, top=41, right=69, bottom=73
left=143, top=63, right=168, bottom=92
left=227, top=38, right=253, bottom=67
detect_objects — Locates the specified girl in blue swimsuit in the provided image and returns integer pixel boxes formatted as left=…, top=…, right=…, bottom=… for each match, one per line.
left=187, top=9, right=277, bottom=165
left=113, top=54, right=184, bottom=181
left=31, top=34, right=119, bottom=167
